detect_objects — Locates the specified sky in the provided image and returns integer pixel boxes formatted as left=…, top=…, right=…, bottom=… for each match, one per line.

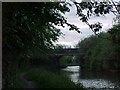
left=55, top=2, right=116, bottom=47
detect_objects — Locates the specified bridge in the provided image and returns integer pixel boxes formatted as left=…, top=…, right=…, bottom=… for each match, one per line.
left=49, top=48, right=85, bottom=56
left=48, top=48, right=85, bottom=68
left=33, top=48, right=85, bottom=68
left=30, top=48, right=85, bottom=68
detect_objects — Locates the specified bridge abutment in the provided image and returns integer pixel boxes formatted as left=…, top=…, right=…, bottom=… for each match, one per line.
left=53, top=55, right=63, bottom=68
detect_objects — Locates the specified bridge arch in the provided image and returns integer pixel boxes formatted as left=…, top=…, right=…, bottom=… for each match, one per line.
left=48, top=48, right=85, bottom=68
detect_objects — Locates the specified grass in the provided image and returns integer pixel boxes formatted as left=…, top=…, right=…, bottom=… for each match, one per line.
left=25, top=67, right=85, bottom=89
left=9, top=69, right=24, bottom=88
left=9, top=66, right=85, bottom=89
left=9, top=66, right=31, bottom=88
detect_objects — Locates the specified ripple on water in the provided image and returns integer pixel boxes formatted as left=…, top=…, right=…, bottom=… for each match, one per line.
left=69, top=73, right=116, bottom=89
left=77, top=79, right=115, bottom=89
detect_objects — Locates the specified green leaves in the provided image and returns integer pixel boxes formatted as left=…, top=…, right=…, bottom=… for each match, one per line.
left=90, top=22, right=102, bottom=34
left=3, top=2, right=68, bottom=55
left=66, top=23, right=81, bottom=33
left=108, top=24, right=120, bottom=44
left=76, top=25, right=120, bottom=71
left=73, top=1, right=118, bottom=35
left=3, top=2, right=76, bottom=87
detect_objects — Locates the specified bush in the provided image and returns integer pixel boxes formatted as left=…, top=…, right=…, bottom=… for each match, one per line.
left=76, top=30, right=120, bottom=71
left=25, top=68, right=85, bottom=89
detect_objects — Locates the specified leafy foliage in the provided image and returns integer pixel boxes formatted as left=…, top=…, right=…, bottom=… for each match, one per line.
left=59, top=56, right=73, bottom=67
left=108, top=24, right=120, bottom=44
left=73, top=1, right=120, bottom=34
left=2, top=2, right=80, bottom=88
left=76, top=24, right=120, bottom=71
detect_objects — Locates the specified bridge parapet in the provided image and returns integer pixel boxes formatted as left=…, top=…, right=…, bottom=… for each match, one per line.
left=49, top=48, right=85, bottom=56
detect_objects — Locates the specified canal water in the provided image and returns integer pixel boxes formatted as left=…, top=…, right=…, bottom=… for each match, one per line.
left=61, top=66, right=120, bottom=89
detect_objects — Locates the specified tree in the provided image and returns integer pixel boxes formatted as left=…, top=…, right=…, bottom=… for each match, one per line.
left=2, top=2, right=80, bottom=88
left=73, top=1, right=120, bottom=70
left=73, top=1, right=120, bottom=36
left=108, top=24, right=120, bottom=44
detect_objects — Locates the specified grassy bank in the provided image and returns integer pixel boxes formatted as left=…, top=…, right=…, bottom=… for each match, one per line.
left=9, top=66, right=31, bottom=88
left=25, top=67, right=85, bottom=89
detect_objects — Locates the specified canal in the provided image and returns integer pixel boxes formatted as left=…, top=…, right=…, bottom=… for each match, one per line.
left=61, top=66, right=120, bottom=89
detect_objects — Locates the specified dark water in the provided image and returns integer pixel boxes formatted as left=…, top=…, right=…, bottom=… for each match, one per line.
left=62, top=66, right=120, bottom=89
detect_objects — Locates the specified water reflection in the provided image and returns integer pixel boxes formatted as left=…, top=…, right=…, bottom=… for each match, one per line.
left=62, top=66, right=80, bottom=72
left=62, top=66, right=120, bottom=89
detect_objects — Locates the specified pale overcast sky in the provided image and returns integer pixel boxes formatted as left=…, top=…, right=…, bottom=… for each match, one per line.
left=55, top=2, right=116, bottom=47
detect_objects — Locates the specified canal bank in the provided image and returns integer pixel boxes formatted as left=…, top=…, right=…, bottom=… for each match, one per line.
left=18, top=67, right=86, bottom=90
